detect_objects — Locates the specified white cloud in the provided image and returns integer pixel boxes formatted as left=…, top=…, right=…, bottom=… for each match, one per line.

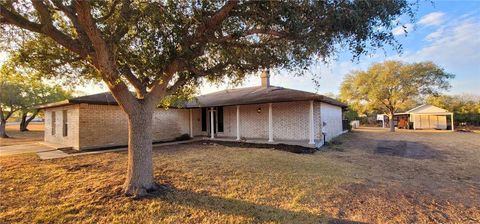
left=418, top=12, right=445, bottom=26
left=405, top=18, right=480, bottom=94
left=425, top=28, right=444, bottom=41
left=408, top=19, right=480, bottom=67
left=392, top=23, right=414, bottom=36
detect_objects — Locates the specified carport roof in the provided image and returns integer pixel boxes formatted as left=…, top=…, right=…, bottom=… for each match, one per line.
left=37, top=86, right=347, bottom=109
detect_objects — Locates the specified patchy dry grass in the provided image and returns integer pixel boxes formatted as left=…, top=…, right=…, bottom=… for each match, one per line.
left=1, top=128, right=480, bottom=223
left=0, top=123, right=44, bottom=146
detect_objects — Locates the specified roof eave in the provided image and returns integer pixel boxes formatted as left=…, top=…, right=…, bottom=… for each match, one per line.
left=35, top=100, right=72, bottom=109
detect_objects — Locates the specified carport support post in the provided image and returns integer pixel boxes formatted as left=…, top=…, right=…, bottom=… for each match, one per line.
left=309, top=100, right=315, bottom=145
left=268, top=103, right=273, bottom=142
left=451, top=113, right=454, bottom=131
left=236, top=105, right=240, bottom=140
left=189, top=109, right=193, bottom=137
left=210, top=107, right=214, bottom=139
left=412, top=114, right=416, bottom=130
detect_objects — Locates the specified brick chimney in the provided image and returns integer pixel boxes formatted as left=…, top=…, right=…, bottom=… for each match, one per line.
left=261, top=68, right=270, bottom=87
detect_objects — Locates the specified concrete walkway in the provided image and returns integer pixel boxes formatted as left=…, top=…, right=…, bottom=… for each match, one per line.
left=37, top=139, right=199, bottom=160
left=0, top=142, right=56, bottom=157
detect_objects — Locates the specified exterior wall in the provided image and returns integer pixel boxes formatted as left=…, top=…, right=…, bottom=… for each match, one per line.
left=213, top=101, right=322, bottom=143
left=191, top=108, right=203, bottom=136
left=44, top=105, right=80, bottom=149
left=238, top=103, right=269, bottom=139
left=43, top=100, right=343, bottom=149
left=320, top=102, right=344, bottom=142
left=216, top=106, right=237, bottom=138
left=77, top=104, right=190, bottom=150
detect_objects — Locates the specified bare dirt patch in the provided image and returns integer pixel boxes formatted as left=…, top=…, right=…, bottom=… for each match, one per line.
left=374, top=140, right=442, bottom=160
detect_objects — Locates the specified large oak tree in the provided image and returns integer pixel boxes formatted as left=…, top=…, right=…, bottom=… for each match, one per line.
left=340, top=61, right=454, bottom=132
left=1, top=0, right=415, bottom=197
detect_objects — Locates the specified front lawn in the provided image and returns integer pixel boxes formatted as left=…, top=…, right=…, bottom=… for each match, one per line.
left=1, top=129, right=479, bottom=223
left=0, top=123, right=44, bottom=147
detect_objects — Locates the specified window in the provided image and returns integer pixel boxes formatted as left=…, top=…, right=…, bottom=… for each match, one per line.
left=217, top=106, right=224, bottom=132
left=201, top=108, right=207, bottom=131
left=51, top=111, right=56, bottom=135
left=62, top=110, right=68, bottom=137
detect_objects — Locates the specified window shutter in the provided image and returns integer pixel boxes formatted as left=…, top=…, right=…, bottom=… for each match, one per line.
left=218, top=107, right=224, bottom=132
left=201, top=108, right=207, bottom=131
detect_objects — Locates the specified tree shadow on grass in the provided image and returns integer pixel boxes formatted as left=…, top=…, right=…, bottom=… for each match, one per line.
left=145, top=185, right=366, bottom=224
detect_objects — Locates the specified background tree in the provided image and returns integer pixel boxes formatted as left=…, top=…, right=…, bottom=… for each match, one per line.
left=340, top=61, right=454, bottom=132
left=0, top=63, right=71, bottom=136
left=1, top=0, right=416, bottom=197
left=0, top=65, right=25, bottom=138
left=18, top=80, right=72, bottom=132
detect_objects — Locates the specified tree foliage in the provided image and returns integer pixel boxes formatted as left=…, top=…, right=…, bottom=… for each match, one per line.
left=0, top=62, right=71, bottom=136
left=1, top=0, right=416, bottom=101
left=340, top=60, right=454, bottom=131
left=1, top=0, right=417, bottom=196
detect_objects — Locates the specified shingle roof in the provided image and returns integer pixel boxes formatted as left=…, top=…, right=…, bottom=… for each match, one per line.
left=37, top=86, right=347, bottom=109
left=36, top=92, right=118, bottom=109
left=182, top=86, right=347, bottom=108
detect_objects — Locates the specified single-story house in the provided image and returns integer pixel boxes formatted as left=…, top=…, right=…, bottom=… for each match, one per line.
left=379, top=104, right=454, bottom=130
left=38, top=71, right=348, bottom=150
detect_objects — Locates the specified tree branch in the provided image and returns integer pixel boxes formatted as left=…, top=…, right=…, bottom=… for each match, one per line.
left=111, top=0, right=133, bottom=43
left=166, top=77, right=189, bottom=96
left=74, top=0, right=138, bottom=111
left=0, top=4, right=43, bottom=32
left=212, top=28, right=288, bottom=43
left=96, top=0, right=121, bottom=22
left=119, top=64, right=147, bottom=97
left=50, top=0, right=93, bottom=54
left=145, top=60, right=185, bottom=106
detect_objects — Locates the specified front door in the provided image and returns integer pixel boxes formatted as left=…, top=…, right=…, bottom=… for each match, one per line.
left=202, top=107, right=223, bottom=137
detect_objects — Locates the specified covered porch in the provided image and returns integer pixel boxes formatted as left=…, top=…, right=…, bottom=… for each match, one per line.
left=184, top=101, right=321, bottom=148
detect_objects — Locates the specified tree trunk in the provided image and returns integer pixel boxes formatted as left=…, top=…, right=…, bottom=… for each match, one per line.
left=20, top=110, right=39, bottom=132
left=123, top=106, right=158, bottom=197
left=20, top=113, right=28, bottom=132
left=0, top=119, right=8, bottom=138
left=389, top=113, right=395, bottom=132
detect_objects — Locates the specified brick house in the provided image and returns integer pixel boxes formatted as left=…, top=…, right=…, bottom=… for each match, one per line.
left=38, top=72, right=347, bottom=150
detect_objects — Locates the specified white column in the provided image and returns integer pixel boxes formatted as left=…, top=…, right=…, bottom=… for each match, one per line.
left=268, top=103, right=273, bottom=142
left=210, top=107, right=214, bottom=139
left=382, top=116, right=385, bottom=128
left=189, top=109, right=193, bottom=137
left=236, top=105, right=240, bottom=140
left=309, top=101, right=315, bottom=144
left=451, top=113, right=454, bottom=131
left=412, top=114, right=416, bottom=130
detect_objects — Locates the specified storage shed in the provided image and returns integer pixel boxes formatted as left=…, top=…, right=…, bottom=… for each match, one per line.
left=394, top=104, right=454, bottom=130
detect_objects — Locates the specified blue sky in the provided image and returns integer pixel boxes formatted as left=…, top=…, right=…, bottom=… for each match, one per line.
left=201, top=1, right=480, bottom=96
left=1, top=1, right=479, bottom=97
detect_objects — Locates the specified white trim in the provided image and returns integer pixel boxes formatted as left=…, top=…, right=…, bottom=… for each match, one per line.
left=268, top=103, right=273, bottom=142
left=236, top=105, right=240, bottom=140
left=308, top=100, right=315, bottom=145
left=451, top=113, right=454, bottom=131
